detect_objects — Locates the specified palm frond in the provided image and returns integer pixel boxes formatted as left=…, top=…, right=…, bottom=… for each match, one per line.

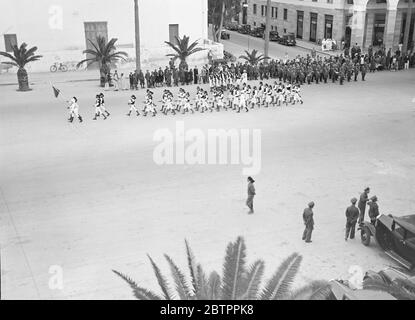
left=0, top=51, right=18, bottom=63
left=207, top=271, right=222, bottom=300
left=112, top=270, right=163, bottom=300
left=290, top=280, right=334, bottom=300
left=1, top=61, right=18, bottom=67
left=259, top=253, right=302, bottom=300
left=164, top=254, right=194, bottom=300
left=239, top=260, right=265, bottom=300
left=148, top=255, right=174, bottom=300
left=185, top=239, right=199, bottom=294
left=220, top=236, right=247, bottom=300
left=195, top=264, right=209, bottom=300
left=364, top=279, right=415, bottom=300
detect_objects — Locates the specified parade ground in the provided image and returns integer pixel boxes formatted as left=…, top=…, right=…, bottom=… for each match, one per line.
left=1, top=69, right=415, bottom=299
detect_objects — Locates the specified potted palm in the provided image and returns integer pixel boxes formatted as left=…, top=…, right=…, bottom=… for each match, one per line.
left=77, top=36, right=128, bottom=87
left=0, top=43, right=42, bottom=91
left=165, top=35, right=205, bottom=71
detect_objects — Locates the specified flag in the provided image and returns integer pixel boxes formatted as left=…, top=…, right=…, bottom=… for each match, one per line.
left=52, top=86, right=61, bottom=98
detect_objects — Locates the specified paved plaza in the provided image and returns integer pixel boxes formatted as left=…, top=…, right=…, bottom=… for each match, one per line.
left=1, top=68, right=414, bottom=299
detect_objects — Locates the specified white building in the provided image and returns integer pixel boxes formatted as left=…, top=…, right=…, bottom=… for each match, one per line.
left=0, top=0, right=223, bottom=73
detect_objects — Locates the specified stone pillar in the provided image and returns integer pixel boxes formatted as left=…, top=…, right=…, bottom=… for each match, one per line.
left=351, top=9, right=366, bottom=48
left=364, top=12, right=374, bottom=48
left=384, top=9, right=398, bottom=51
left=403, top=0, right=414, bottom=53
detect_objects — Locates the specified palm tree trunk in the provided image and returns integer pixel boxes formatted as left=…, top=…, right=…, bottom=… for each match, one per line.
left=215, top=1, right=226, bottom=42
left=402, top=0, right=413, bottom=53
left=134, top=0, right=141, bottom=71
left=17, top=67, right=29, bottom=91
left=264, top=0, right=272, bottom=60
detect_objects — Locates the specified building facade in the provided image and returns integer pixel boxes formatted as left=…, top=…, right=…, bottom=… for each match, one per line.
left=0, top=0, right=223, bottom=73
left=243, top=0, right=414, bottom=51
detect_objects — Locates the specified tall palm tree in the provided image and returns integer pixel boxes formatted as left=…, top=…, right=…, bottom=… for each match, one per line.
left=165, top=35, right=205, bottom=71
left=239, top=49, right=268, bottom=66
left=113, top=237, right=334, bottom=300
left=77, top=36, right=128, bottom=87
left=0, top=43, right=42, bottom=91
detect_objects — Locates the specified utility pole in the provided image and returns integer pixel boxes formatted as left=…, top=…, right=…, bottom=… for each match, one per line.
left=134, top=0, right=141, bottom=71
left=264, top=0, right=272, bottom=59
left=402, top=0, right=413, bottom=54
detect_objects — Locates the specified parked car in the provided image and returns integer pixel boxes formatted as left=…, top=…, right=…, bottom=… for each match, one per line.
left=359, top=214, right=415, bottom=270
left=329, top=279, right=396, bottom=300
left=237, top=24, right=251, bottom=34
left=269, top=31, right=280, bottom=42
left=250, top=27, right=265, bottom=38
left=329, top=266, right=415, bottom=300
left=221, top=30, right=230, bottom=40
left=279, top=32, right=296, bottom=46
left=224, top=22, right=239, bottom=31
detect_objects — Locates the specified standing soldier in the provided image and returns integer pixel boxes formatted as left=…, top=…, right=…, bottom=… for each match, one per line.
left=345, top=198, right=359, bottom=241
left=361, top=61, right=368, bottom=81
left=358, top=187, right=370, bottom=224
left=353, top=63, right=360, bottom=81
left=302, top=202, right=315, bottom=243
left=368, top=196, right=379, bottom=225
left=246, top=177, right=256, bottom=214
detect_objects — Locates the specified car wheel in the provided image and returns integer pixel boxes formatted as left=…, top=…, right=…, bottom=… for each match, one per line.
left=361, top=226, right=371, bottom=246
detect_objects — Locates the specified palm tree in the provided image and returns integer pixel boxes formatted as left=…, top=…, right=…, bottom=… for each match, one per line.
left=0, top=43, right=42, bottom=91
left=113, top=237, right=334, bottom=300
left=77, top=36, right=128, bottom=87
left=165, top=35, right=205, bottom=71
left=239, top=49, right=268, bottom=66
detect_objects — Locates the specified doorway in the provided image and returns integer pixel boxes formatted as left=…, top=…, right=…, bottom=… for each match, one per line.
left=84, top=22, right=108, bottom=70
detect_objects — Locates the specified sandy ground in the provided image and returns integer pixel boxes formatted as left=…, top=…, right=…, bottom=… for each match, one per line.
left=1, top=69, right=415, bottom=300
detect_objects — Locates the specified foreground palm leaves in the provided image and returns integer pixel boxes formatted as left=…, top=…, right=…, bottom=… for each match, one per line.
left=113, top=236, right=333, bottom=300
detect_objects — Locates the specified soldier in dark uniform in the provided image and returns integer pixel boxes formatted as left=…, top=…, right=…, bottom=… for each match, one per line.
left=138, top=70, right=145, bottom=88
left=246, top=177, right=256, bottom=214
left=339, top=64, right=345, bottom=85
left=358, top=187, right=370, bottom=224
left=302, top=202, right=315, bottom=243
left=345, top=198, right=360, bottom=241
left=353, top=63, right=360, bottom=81
left=361, top=62, right=368, bottom=81
left=368, top=196, right=379, bottom=225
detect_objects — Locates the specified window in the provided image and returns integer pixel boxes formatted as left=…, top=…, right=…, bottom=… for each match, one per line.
left=272, top=7, right=278, bottom=19
left=327, top=0, right=333, bottom=3
left=169, top=24, right=179, bottom=44
left=324, top=15, right=333, bottom=39
left=261, top=5, right=267, bottom=17
left=253, top=4, right=257, bottom=15
left=283, top=9, right=288, bottom=20
left=4, top=34, right=17, bottom=52
left=347, top=0, right=354, bottom=4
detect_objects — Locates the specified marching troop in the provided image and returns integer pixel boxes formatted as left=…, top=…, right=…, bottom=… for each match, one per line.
left=66, top=80, right=304, bottom=121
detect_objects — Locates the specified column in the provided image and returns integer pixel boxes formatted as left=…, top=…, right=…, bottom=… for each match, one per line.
left=403, top=0, right=414, bottom=52
left=364, top=11, right=374, bottom=48
left=351, top=9, right=366, bottom=48
left=384, top=8, right=398, bottom=51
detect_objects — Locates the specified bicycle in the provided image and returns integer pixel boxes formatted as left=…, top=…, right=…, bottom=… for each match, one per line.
left=50, top=62, right=68, bottom=72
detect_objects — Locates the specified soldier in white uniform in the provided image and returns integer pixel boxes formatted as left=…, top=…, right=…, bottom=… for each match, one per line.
left=127, top=95, right=140, bottom=116
left=93, top=94, right=107, bottom=120
left=67, top=97, right=83, bottom=123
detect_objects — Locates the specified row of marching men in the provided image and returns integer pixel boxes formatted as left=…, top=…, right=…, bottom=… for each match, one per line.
left=131, top=82, right=304, bottom=117
left=66, top=82, right=304, bottom=122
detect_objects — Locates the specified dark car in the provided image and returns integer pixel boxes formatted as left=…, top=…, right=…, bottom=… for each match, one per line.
left=224, top=22, right=239, bottom=31
left=251, top=27, right=265, bottom=38
left=237, top=24, right=251, bottom=34
left=269, top=31, right=280, bottom=42
left=359, top=214, right=415, bottom=270
left=279, top=33, right=296, bottom=46
left=221, top=30, right=230, bottom=40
